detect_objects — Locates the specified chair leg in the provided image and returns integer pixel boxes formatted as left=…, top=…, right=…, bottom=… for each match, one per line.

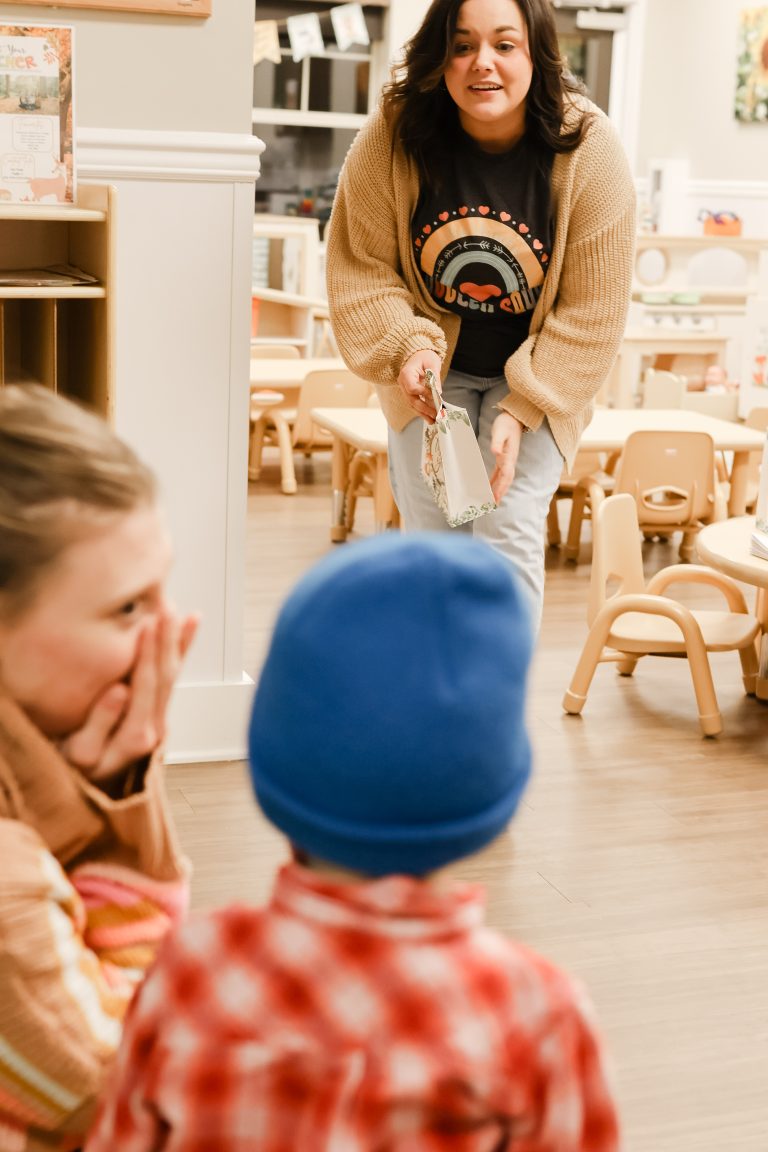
left=738, top=638, right=759, bottom=696
left=679, top=625, right=722, bottom=736
left=248, top=416, right=268, bottom=481
left=679, top=528, right=698, bottom=563
left=547, top=494, right=562, bottom=548
left=271, top=412, right=297, bottom=495
left=616, top=656, right=640, bottom=676
left=563, top=479, right=604, bottom=563
left=562, top=617, right=617, bottom=715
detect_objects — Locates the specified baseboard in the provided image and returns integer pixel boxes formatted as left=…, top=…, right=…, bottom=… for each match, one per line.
left=166, top=677, right=254, bottom=764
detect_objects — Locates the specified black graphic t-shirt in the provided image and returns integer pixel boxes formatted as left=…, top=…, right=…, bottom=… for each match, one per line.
left=412, top=132, right=553, bottom=377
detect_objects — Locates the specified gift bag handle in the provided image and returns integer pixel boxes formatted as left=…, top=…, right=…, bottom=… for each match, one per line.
left=424, top=369, right=444, bottom=418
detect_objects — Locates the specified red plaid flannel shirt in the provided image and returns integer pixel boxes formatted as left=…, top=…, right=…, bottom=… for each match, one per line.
left=85, top=862, right=620, bottom=1151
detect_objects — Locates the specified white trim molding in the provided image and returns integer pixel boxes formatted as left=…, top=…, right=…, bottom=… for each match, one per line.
left=167, top=677, right=254, bottom=765
left=77, top=126, right=264, bottom=182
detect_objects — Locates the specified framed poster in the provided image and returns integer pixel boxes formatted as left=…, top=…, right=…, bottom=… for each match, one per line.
left=734, top=6, right=768, bottom=121
left=0, top=23, right=74, bottom=203
left=3, top=0, right=210, bottom=16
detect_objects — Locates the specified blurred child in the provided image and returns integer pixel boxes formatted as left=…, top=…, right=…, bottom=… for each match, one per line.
left=0, top=384, right=197, bottom=1151
left=86, top=532, right=619, bottom=1152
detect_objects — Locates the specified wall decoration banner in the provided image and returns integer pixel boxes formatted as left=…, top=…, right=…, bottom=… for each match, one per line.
left=735, top=6, right=768, bottom=121
left=0, top=23, right=74, bottom=203
left=330, top=3, right=369, bottom=51
left=254, top=21, right=281, bottom=66
left=286, top=13, right=324, bottom=63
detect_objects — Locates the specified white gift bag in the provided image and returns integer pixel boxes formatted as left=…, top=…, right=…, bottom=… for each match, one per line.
left=420, top=370, right=497, bottom=527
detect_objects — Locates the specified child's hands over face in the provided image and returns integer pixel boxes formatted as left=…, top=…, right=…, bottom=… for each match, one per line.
left=59, top=608, right=199, bottom=784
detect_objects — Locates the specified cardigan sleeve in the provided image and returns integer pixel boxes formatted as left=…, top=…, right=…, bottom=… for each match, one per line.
left=0, top=819, right=188, bottom=1150
left=0, top=700, right=189, bottom=1150
left=498, top=114, right=636, bottom=435
left=325, top=109, right=448, bottom=387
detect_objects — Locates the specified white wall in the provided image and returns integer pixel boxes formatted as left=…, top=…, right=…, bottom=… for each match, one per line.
left=636, top=0, right=767, bottom=183
left=0, top=2, right=253, bottom=133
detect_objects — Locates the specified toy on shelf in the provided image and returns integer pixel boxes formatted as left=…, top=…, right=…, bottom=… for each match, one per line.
left=698, top=210, right=743, bottom=237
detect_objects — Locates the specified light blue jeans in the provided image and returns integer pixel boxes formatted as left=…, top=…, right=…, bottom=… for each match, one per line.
left=387, top=370, right=564, bottom=628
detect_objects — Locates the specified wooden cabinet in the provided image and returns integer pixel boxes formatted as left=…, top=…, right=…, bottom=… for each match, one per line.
left=0, top=183, right=115, bottom=418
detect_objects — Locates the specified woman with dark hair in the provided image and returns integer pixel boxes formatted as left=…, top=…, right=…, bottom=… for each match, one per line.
left=326, top=0, right=635, bottom=623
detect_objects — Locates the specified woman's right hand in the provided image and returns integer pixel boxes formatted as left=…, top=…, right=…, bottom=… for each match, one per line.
left=59, top=607, right=199, bottom=785
left=398, top=350, right=443, bottom=423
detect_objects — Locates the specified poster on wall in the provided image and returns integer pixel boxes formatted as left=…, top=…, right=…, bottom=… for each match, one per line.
left=734, top=6, right=768, bottom=121
left=0, top=23, right=74, bottom=204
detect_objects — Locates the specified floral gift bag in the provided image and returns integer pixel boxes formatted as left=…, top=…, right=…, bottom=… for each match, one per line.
left=421, top=370, right=497, bottom=527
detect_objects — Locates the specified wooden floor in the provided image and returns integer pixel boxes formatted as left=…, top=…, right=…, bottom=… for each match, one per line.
left=167, top=450, right=768, bottom=1152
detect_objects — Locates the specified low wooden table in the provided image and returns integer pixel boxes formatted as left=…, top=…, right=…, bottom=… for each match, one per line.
left=697, top=516, right=768, bottom=700
left=580, top=408, right=765, bottom=516
left=310, top=407, right=391, bottom=541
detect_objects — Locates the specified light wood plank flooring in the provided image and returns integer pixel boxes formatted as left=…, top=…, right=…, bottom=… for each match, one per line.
left=167, top=450, right=768, bottom=1152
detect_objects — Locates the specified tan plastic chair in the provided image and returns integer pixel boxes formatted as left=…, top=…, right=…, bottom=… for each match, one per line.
left=547, top=450, right=618, bottom=549
left=682, top=390, right=740, bottom=422
left=343, top=394, right=400, bottom=535
left=641, top=368, right=687, bottom=409
left=565, top=428, right=723, bottom=564
left=250, top=343, right=302, bottom=359
left=250, top=369, right=371, bottom=493
left=562, top=493, right=759, bottom=737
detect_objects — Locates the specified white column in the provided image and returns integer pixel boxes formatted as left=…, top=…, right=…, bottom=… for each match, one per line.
left=78, top=127, right=265, bottom=762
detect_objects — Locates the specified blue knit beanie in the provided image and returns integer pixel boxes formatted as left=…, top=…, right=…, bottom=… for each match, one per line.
left=248, top=532, right=533, bottom=877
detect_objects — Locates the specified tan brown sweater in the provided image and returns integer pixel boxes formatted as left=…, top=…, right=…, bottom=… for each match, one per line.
left=326, top=98, right=636, bottom=469
left=0, top=696, right=190, bottom=1151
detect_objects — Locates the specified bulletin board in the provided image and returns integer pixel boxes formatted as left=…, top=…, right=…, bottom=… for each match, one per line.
left=7, top=0, right=211, bottom=16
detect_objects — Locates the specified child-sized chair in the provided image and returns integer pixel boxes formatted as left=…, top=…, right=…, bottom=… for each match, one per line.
left=564, top=428, right=723, bottom=564
left=250, top=369, right=371, bottom=494
left=562, top=493, right=760, bottom=737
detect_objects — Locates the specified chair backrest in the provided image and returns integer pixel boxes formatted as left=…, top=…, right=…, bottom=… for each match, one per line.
left=746, top=406, right=768, bottom=432
left=292, top=369, right=372, bottom=449
left=614, top=429, right=716, bottom=528
left=642, top=368, right=687, bottom=409
left=251, top=343, right=302, bottom=359
left=588, top=494, right=646, bottom=624
left=681, top=390, right=740, bottom=422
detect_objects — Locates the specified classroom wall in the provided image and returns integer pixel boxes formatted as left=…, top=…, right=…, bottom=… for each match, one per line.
left=636, top=0, right=767, bottom=183
left=0, top=1, right=253, bottom=133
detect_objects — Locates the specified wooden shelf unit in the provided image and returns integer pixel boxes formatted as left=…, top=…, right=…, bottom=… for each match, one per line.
left=633, top=233, right=768, bottom=312
left=0, top=184, right=115, bottom=418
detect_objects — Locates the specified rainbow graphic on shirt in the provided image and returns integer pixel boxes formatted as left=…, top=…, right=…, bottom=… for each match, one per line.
left=413, top=206, right=549, bottom=318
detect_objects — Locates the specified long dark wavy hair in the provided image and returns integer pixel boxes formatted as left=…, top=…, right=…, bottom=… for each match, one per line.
left=381, top=0, right=593, bottom=190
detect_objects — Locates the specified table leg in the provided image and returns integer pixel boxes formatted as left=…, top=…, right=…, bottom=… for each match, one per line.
left=373, top=454, right=396, bottom=532
left=727, top=450, right=751, bottom=517
left=271, top=411, right=297, bottom=495
left=330, top=437, right=352, bottom=543
left=754, top=587, right=768, bottom=701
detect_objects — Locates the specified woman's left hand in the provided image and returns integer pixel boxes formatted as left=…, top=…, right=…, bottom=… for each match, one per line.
left=489, top=412, right=525, bottom=503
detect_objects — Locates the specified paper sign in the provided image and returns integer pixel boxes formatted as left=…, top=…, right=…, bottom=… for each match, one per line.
left=330, top=3, right=369, bottom=51
left=286, top=12, right=324, bottom=63
left=0, top=23, right=74, bottom=203
left=253, top=20, right=281, bottom=66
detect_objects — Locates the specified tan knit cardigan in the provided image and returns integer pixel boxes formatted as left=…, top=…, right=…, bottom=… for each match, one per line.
left=0, top=696, right=189, bottom=1150
left=326, top=98, right=636, bottom=469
